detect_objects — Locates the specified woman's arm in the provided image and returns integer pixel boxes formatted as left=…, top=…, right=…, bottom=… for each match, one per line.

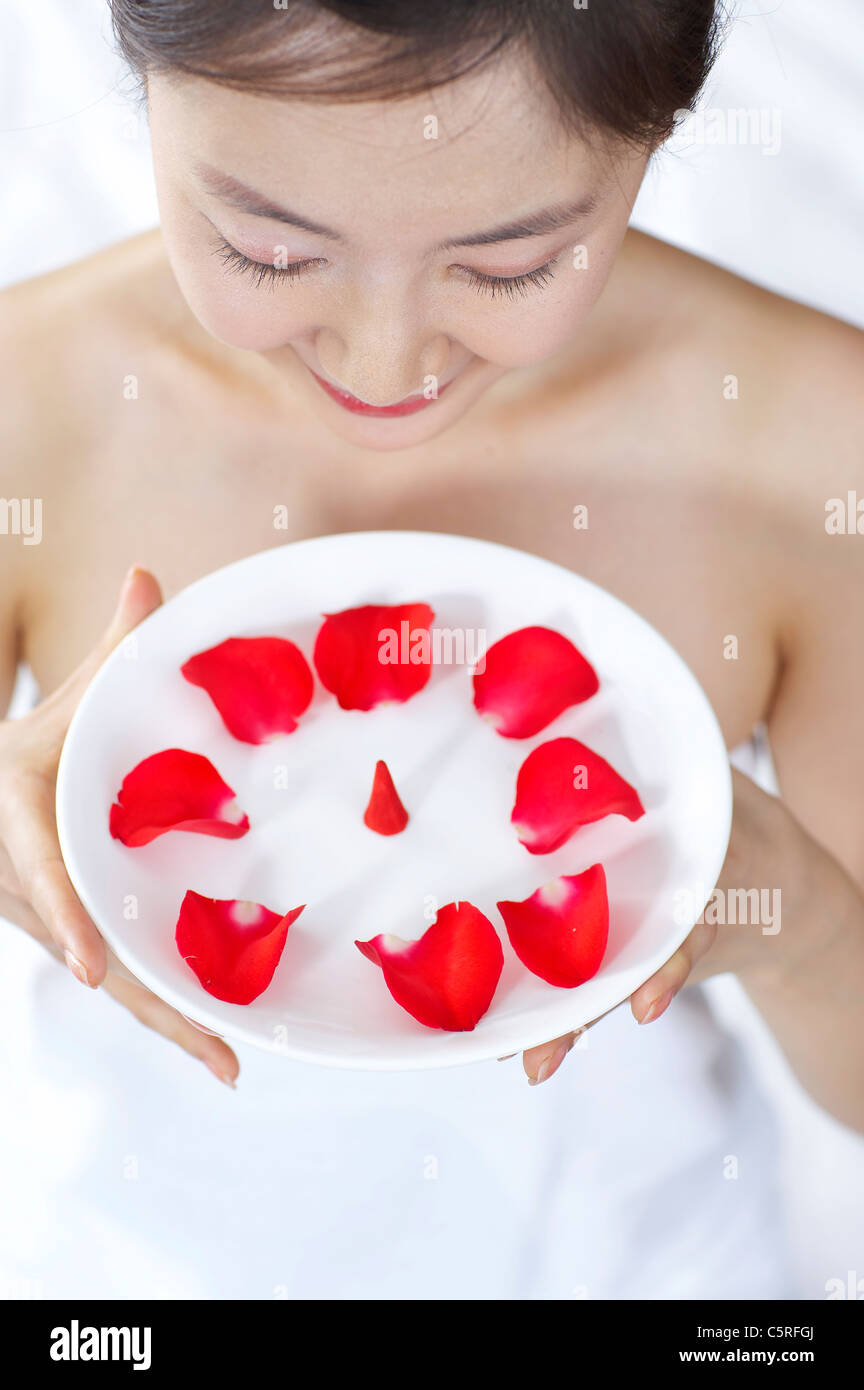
left=524, top=322, right=864, bottom=1120
left=523, top=762, right=864, bottom=1133
left=742, top=519, right=864, bottom=1131
left=523, top=485, right=864, bottom=1126
left=0, top=500, right=25, bottom=720
left=0, top=562, right=241, bottom=1087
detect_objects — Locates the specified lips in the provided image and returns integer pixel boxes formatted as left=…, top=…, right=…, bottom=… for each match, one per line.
left=309, top=370, right=453, bottom=417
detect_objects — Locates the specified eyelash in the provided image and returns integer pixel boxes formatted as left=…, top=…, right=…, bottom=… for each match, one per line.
left=459, top=258, right=559, bottom=299
left=213, top=235, right=560, bottom=300
left=213, top=237, right=321, bottom=288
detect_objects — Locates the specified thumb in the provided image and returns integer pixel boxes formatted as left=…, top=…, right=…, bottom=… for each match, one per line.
left=39, top=567, right=163, bottom=737
left=97, top=566, right=164, bottom=658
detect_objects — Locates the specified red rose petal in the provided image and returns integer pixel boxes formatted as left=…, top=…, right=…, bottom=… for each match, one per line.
left=473, top=626, right=599, bottom=738
left=497, top=865, right=609, bottom=987
left=512, top=737, right=645, bottom=854
left=355, top=901, right=503, bottom=1031
left=181, top=636, right=314, bottom=744
left=363, top=760, right=409, bottom=835
left=175, top=890, right=304, bottom=1004
left=313, top=602, right=435, bottom=711
left=109, top=749, right=250, bottom=847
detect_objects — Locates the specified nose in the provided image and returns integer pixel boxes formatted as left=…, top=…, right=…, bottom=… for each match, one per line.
left=314, top=302, right=450, bottom=407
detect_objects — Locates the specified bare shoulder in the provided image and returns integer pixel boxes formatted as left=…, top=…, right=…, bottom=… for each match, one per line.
left=0, top=233, right=193, bottom=676
left=626, top=231, right=864, bottom=513
left=632, top=236, right=864, bottom=768
left=0, top=245, right=148, bottom=700
left=2, top=230, right=184, bottom=455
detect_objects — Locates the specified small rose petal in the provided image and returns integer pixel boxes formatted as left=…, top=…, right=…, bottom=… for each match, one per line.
left=473, top=626, right=599, bottom=738
left=175, top=890, right=304, bottom=1004
left=497, top=865, right=609, bottom=987
left=313, top=602, right=435, bottom=711
left=181, top=636, right=314, bottom=744
left=355, top=901, right=503, bottom=1031
left=109, top=749, right=251, bottom=847
left=512, top=737, right=645, bottom=854
left=363, top=760, right=409, bottom=836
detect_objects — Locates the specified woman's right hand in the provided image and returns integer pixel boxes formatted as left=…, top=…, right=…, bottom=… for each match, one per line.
left=0, top=566, right=240, bottom=1087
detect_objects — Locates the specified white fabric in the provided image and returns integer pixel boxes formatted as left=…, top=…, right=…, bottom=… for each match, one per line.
left=0, top=668, right=792, bottom=1301
left=706, top=730, right=864, bottom=1300
left=2, top=0, right=863, bottom=1301
left=0, top=917, right=792, bottom=1300
left=0, top=737, right=790, bottom=1302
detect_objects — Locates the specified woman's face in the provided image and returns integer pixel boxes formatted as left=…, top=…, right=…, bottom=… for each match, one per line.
left=147, top=56, right=648, bottom=452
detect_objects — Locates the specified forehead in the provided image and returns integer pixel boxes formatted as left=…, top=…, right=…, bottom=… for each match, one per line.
left=148, top=57, right=608, bottom=238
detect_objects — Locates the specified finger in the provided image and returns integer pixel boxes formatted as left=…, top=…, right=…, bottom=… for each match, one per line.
left=0, top=895, right=231, bottom=1087
left=3, top=779, right=107, bottom=984
left=181, top=1014, right=223, bottom=1037
left=522, top=1029, right=584, bottom=1085
left=629, top=920, right=717, bottom=1025
left=0, top=879, right=61, bottom=955
left=104, top=944, right=145, bottom=986
left=0, top=569, right=162, bottom=985
left=35, top=567, right=163, bottom=745
left=520, top=997, right=625, bottom=1083
left=102, top=971, right=240, bottom=1088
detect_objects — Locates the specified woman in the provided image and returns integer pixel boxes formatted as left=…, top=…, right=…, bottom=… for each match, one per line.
left=0, top=0, right=862, bottom=1299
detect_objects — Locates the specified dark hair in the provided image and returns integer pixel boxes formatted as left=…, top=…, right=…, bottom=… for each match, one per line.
left=110, top=0, right=723, bottom=147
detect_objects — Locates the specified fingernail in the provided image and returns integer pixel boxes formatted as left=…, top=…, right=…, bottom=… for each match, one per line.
left=204, top=1060, right=237, bottom=1089
left=119, top=566, right=139, bottom=598
left=639, top=989, right=675, bottom=1025
left=182, top=1014, right=221, bottom=1037
left=119, top=565, right=148, bottom=606
left=528, top=1041, right=569, bottom=1086
left=64, top=949, right=93, bottom=988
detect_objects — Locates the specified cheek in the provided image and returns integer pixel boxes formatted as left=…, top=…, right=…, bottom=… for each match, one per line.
left=158, top=199, right=305, bottom=351
left=172, top=250, right=306, bottom=351
left=188, top=275, right=303, bottom=351
left=461, top=257, right=611, bottom=368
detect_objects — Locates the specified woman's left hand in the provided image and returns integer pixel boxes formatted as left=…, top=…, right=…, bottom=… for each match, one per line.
left=518, top=765, right=852, bottom=1085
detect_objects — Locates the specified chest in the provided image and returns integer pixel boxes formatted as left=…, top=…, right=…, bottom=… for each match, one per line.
left=26, top=416, right=778, bottom=747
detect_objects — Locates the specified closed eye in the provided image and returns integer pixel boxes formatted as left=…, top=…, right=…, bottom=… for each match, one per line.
left=212, top=236, right=323, bottom=288
left=212, top=232, right=561, bottom=300
left=457, top=256, right=561, bottom=299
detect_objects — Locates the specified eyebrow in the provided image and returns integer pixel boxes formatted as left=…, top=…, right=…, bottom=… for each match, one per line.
left=197, top=164, right=597, bottom=250
left=437, top=197, right=597, bottom=249
left=198, top=165, right=342, bottom=240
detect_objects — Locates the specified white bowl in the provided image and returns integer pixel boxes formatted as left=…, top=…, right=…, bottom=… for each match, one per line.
left=56, top=532, right=732, bottom=1069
